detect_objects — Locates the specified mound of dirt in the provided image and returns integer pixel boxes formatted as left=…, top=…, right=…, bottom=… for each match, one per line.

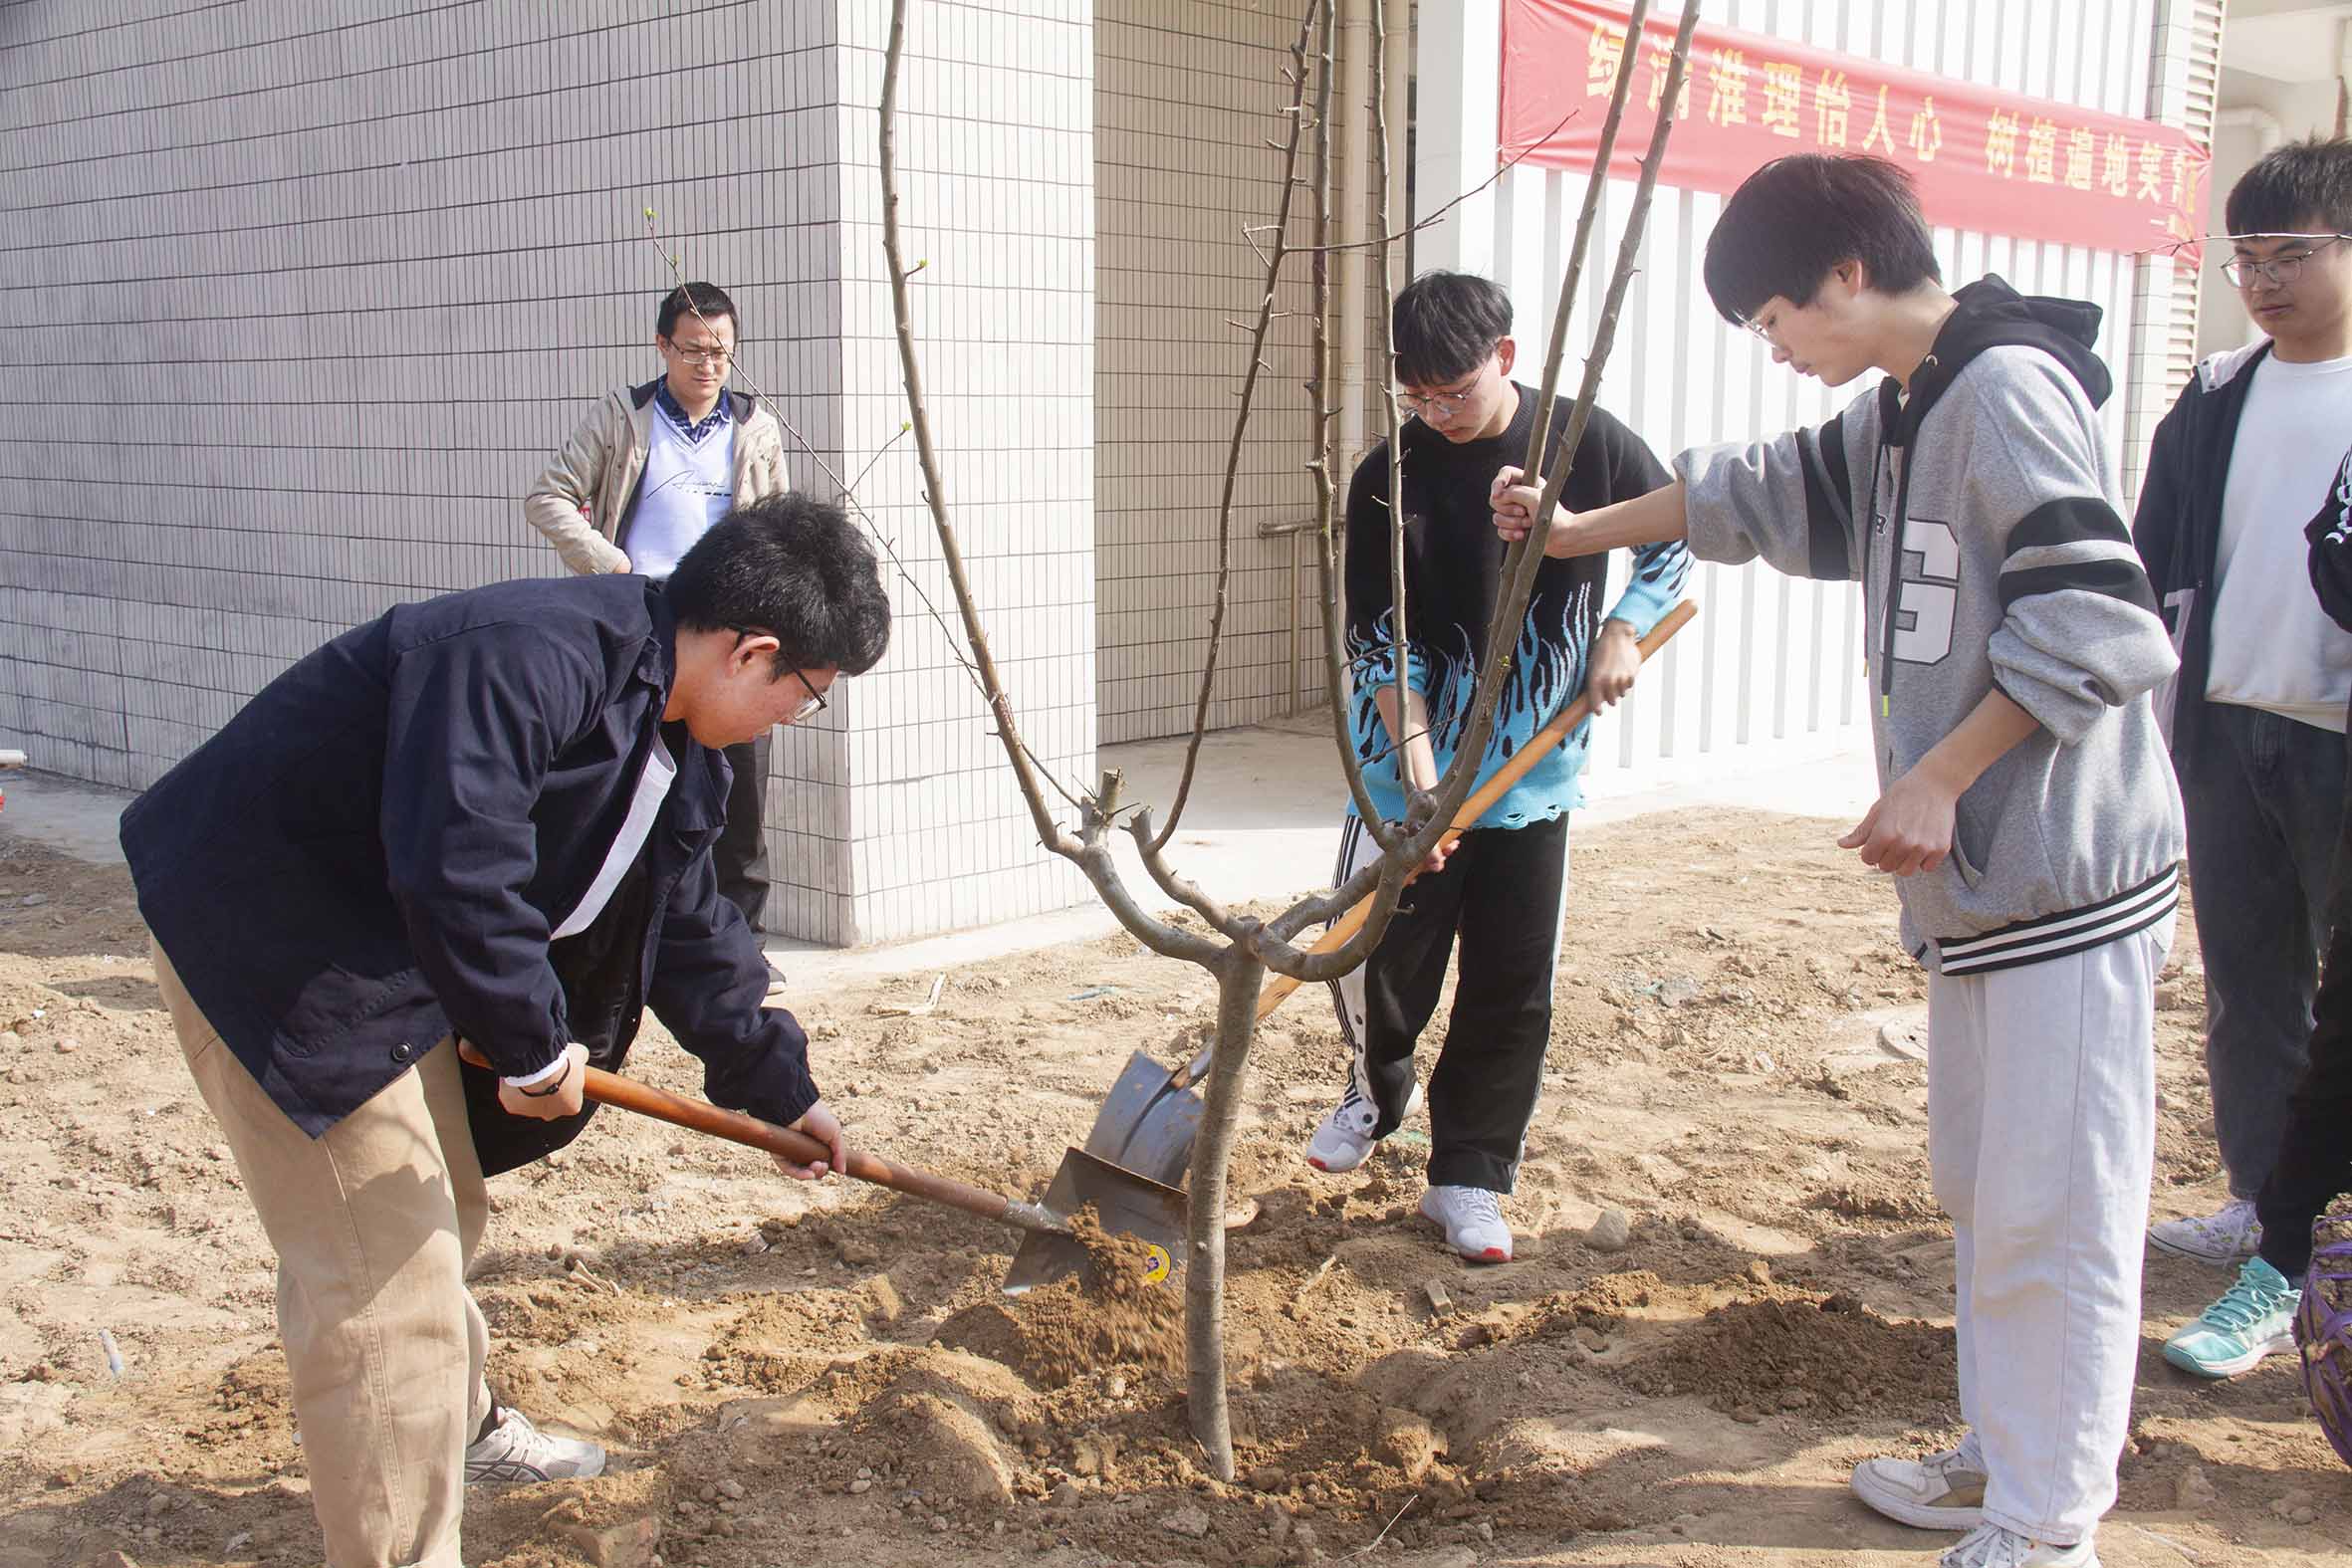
left=935, top=1211, right=1184, bottom=1389
left=845, top=1360, right=1022, bottom=1504
left=1812, top=1173, right=1942, bottom=1225
left=1617, top=1291, right=1960, bottom=1423
left=1526, top=1270, right=1663, bottom=1340
left=190, top=1352, right=296, bottom=1446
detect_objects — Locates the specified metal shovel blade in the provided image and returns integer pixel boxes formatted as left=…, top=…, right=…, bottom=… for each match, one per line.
left=1002, top=1146, right=1190, bottom=1296
left=1080, top=1048, right=1205, bottom=1190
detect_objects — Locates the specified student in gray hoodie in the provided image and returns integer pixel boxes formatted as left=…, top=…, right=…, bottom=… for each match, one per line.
left=1494, top=155, right=2184, bottom=1568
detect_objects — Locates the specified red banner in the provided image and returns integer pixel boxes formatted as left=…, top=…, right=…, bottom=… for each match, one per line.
left=1500, top=0, right=2207, bottom=264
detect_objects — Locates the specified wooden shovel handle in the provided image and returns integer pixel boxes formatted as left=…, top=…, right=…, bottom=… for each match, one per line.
left=1251, top=599, right=1697, bottom=1024
left=458, top=1042, right=1045, bottom=1232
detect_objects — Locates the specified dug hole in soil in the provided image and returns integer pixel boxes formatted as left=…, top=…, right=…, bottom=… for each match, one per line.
left=0, top=808, right=2345, bottom=1567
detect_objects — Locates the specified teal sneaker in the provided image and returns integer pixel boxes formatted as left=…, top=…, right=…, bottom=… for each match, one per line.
left=2162, top=1256, right=2300, bottom=1380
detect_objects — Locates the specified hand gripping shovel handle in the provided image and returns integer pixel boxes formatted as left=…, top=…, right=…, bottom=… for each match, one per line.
left=1235, top=598, right=1698, bottom=1050
left=459, top=1043, right=1063, bottom=1235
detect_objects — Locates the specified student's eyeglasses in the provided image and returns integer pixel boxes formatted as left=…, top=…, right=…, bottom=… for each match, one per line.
left=1739, top=309, right=1785, bottom=346
left=727, top=626, right=829, bottom=723
left=1397, top=343, right=1503, bottom=417
left=2220, top=234, right=2352, bottom=288
left=665, top=340, right=734, bottom=367
left=1397, top=383, right=1480, bottom=415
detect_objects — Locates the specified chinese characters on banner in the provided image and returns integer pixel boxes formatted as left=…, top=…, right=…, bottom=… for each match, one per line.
left=1500, top=0, right=2209, bottom=264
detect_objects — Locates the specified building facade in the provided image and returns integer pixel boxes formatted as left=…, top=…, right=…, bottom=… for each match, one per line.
left=0, top=0, right=2220, bottom=944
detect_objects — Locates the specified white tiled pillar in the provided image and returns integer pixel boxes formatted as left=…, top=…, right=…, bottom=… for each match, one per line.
left=1409, top=0, right=1504, bottom=277
left=1092, top=0, right=1330, bottom=744
left=823, top=0, right=1096, bottom=944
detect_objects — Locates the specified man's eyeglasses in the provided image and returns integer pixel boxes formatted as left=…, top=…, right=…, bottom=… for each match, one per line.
left=728, top=626, right=829, bottom=723
left=781, top=671, right=827, bottom=725
left=665, top=341, right=734, bottom=367
left=2220, top=234, right=2352, bottom=288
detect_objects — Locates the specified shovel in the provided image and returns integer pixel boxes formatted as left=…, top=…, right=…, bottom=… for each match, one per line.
left=1081, top=599, right=1699, bottom=1187
left=464, top=1046, right=1187, bottom=1296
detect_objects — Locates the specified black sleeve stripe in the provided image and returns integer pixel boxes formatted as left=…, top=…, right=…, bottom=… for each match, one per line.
left=1998, top=557, right=2161, bottom=615
left=1796, top=414, right=1854, bottom=581
left=2009, top=494, right=2132, bottom=552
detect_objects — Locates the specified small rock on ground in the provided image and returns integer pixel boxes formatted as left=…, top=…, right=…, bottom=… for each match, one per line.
left=1159, top=1504, right=1211, bottom=1538
left=552, top=1516, right=662, bottom=1568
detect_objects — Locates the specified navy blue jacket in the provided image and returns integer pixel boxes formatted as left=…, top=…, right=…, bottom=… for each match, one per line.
left=2130, top=339, right=2271, bottom=760
left=120, top=574, right=817, bottom=1138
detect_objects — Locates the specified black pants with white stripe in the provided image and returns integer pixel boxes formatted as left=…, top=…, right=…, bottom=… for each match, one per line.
left=1327, top=811, right=1570, bottom=1193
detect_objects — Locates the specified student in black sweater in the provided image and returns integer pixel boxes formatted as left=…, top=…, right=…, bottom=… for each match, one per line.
left=1307, top=271, right=1689, bottom=1262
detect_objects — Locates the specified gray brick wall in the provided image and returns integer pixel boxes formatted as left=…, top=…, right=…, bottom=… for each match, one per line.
left=0, top=1, right=855, bottom=919
left=0, top=0, right=1104, bottom=946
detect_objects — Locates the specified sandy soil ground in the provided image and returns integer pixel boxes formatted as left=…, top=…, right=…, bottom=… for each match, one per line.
left=0, top=807, right=2345, bottom=1568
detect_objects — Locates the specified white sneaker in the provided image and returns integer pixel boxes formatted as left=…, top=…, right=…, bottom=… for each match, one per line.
left=1304, top=1073, right=1419, bottom=1174
left=1850, top=1431, right=1987, bottom=1530
left=464, top=1407, right=607, bottom=1484
left=1419, top=1184, right=1513, bottom=1262
left=2148, top=1198, right=2260, bottom=1264
left=1940, top=1522, right=2096, bottom=1568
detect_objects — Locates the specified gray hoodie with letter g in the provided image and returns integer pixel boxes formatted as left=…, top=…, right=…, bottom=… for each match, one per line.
left=1675, top=278, right=2185, bottom=975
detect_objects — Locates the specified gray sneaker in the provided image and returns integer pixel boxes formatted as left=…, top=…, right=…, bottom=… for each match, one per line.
left=1850, top=1431, right=1987, bottom=1530
left=464, top=1408, right=607, bottom=1484
left=2148, top=1198, right=2259, bottom=1265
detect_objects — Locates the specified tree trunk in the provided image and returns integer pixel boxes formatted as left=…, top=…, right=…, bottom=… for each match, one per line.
left=1183, top=946, right=1266, bottom=1479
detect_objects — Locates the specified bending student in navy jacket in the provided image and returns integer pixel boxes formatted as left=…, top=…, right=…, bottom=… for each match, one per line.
left=119, top=493, right=888, bottom=1568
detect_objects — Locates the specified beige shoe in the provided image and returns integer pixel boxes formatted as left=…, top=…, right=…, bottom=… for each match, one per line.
left=1850, top=1433, right=1987, bottom=1530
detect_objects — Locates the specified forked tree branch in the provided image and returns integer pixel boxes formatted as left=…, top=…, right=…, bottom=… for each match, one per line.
left=1255, top=0, right=1701, bottom=989
left=1508, top=9, right=1702, bottom=653
left=1396, top=0, right=1661, bottom=866
left=1373, top=0, right=1411, bottom=843
left=1148, top=0, right=1383, bottom=853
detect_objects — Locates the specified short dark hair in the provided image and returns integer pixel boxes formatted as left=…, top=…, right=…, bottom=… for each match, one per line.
left=1393, top=271, right=1514, bottom=385
left=1702, top=154, right=1942, bottom=326
left=666, top=494, right=891, bottom=676
left=658, top=282, right=738, bottom=340
left=2226, top=137, right=2352, bottom=237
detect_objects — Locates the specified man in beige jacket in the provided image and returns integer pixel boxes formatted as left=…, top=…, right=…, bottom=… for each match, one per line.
left=527, top=283, right=790, bottom=951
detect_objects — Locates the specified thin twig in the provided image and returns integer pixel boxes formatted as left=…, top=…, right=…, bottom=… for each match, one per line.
left=2122, top=1522, right=2206, bottom=1566
left=1287, top=101, right=1582, bottom=257
left=1352, top=1494, right=1417, bottom=1556
left=842, top=419, right=913, bottom=500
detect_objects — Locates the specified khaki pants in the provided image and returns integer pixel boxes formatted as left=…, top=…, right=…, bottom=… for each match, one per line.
left=155, top=943, right=489, bottom=1568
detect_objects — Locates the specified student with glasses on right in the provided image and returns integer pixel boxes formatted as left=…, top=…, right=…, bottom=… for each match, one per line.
left=2132, top=140, right=2352, bottom=1315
